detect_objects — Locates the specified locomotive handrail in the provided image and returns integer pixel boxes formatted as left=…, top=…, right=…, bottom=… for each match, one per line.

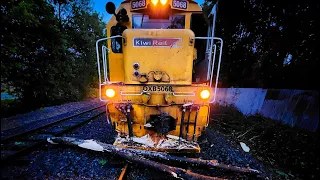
left=193, top=37, right=223, bottom=103
left=208, top=45, right=217, bottom=86
left=120, top=91, right=196, bottom=97
left=172, top=92, right=196, bottom=97
left=206, top=44, right=216, bottom=80
left=96, top=35, right=122, bottom=102
left=102, top=45, right=109, bottom=82
left=120, top=91, right=144, bottom=96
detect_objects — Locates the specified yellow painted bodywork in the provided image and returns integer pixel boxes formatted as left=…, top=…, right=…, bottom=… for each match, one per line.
left=122, top=29, right=195, bottom=84
left=106, top=0, right=202, bottom=82
left=103, top=0, right=209, bottom=152
left=101, top=84, right=212, bottom=105
left=109, top=103, right=209, bottom=141
left=103, top=84, right=211, bottom=141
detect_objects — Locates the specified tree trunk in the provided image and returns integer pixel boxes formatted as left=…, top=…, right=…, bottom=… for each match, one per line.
left=48, top=137, right=222, bottom=179
left=48, top=137, right=261, bottom=174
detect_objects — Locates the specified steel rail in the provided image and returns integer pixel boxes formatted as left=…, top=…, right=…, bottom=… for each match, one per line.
left=1, top=105, right=105, bottom=142
left=1, top=106, right=106, bottom=163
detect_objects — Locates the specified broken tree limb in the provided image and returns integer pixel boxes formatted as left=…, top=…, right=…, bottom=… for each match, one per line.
left=48, top=137, right=223, bottom=180
left=236, top=127, right=254, bottom=139
left=123, top=148, right=260, bottom=174
left=249, top=135, right=260, bottom=142
left=48, top=136, right=260, bottom=175
left=48, top=137, right=261, bottom=175
left=138, top=151, right=259, bottom=174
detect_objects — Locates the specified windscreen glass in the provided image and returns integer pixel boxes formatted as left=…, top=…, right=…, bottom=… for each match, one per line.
left=132, top=14, right=185, bottom=29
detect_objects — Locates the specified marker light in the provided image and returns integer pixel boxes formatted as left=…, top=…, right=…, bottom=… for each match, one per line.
left=151, top=0, right=159, bottom=5
left=200, top=90, right=210, bottom=100
left=160, top=0, right=167, bottom=5
left=106, top=88, right=115, bottom=98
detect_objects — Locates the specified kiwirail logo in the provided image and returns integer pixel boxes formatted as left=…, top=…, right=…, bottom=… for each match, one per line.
left=133, top=38, right=182, bottom=48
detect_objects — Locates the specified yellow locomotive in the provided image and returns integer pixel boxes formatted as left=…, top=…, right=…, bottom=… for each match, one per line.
left=96, top=0, right=223, bottom=154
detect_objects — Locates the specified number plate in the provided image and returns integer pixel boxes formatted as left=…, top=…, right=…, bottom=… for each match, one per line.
left=172, top=0, right=188, bottom=10
left=131, top=0, right=146, bottom=10
left=143, top=85, right=173, bottom=92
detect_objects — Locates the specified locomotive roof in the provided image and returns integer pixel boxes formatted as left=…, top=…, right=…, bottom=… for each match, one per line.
left=121, top=0, right=199, bottom=5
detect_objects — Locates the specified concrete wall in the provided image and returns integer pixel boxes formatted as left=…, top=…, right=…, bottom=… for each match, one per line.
left=212, top=88, right=319, bottom=132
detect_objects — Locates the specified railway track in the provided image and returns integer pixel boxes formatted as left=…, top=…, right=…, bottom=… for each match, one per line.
left=1, top=105, right=106, bottom=163
left=1, top=104, right=263, bottom=179
left=1, top=104, right=133, bottom=180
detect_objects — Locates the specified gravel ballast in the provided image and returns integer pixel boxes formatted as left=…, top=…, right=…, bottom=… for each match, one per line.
left=1, top=115, right=122, bottom=179
left=1, top=101, right=272, bottom=179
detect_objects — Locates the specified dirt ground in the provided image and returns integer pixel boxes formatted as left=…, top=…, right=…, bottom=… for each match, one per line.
left=209, top=104, right=319, bottom=180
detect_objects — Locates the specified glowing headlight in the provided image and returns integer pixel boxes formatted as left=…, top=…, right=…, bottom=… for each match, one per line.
left=151, top=0, right=159, bottom=5
left=200, top=89, right=210, bottom=100
left=160, top=0, right=167, bottom=5
left=106, top=88, right=115, bottom=98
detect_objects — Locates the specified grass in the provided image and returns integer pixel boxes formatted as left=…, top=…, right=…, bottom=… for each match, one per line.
left=1, top=99, right=24, bottom=118
left=209, top=104, right=319, bottom=180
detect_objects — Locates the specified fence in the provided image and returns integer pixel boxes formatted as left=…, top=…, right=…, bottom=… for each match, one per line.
left=212, top=88, right=319, bottom=132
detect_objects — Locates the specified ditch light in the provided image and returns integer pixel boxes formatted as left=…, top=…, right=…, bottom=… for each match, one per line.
left=200, top=89, right=210, bottom=100
left=106, top=88, right=116, bottom=98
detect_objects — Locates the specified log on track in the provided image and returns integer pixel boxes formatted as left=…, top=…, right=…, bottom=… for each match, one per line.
left=47, top=137, right=260, bottom=178
left=124, top=148, right=260, bottom=174
left=48, top=137, right=221, bottom=179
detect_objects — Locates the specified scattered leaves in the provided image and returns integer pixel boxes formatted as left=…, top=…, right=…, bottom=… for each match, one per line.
left=99, top=159, right=107, bottom=166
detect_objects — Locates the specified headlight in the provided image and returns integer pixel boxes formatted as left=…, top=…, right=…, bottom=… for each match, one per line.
left=106, top=88, right=115, bottom=98
left=200, top=89, right=210, bottom=100
left=160, top=0, right=167, bottom=5
left=151, top=0, right=159, bottom=5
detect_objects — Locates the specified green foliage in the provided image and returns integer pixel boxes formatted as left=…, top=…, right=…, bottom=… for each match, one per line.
left=86, top=88, right=98, bottom=98
left=1, top=99, right=23, bottom=118
left=98, top=159, right=107, bottom=165
left=210, top=104, right=318, bottom=179
left=14, top=141, right=26, bottom=146
left=1, top=0, right=104, bottom=114
left=203, top=0, right=318, bottom=89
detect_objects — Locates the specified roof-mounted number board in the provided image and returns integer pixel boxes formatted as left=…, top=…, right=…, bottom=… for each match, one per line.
left=172, top=0, right=188, bottom=10
left=131, top=0, right=146, bottom=10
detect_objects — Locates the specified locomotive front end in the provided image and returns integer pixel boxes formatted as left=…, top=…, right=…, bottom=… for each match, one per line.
left=96, top=0, right=221, bottom=154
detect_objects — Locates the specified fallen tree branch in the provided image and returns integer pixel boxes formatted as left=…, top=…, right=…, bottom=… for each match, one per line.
left=249, top=135, right=260, bottom=142
left=48, top=137, right=223, bottom=180
left=124, top=147, right=260, bottom=174
left=48, top=137, right=261, bottom=175
left=236, top=127, right=254, bottom=139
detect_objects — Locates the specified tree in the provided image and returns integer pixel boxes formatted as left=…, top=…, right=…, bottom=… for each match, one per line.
left=1, top=0, right=105, bottom=113
left=1, top=0, right=64, bottom=108
left=203, top=0, right=319, bottom=89
left=62, top=0, right=105, bottom=99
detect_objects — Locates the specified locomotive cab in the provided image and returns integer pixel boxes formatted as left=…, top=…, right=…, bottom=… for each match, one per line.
left=96, top=0, right=223, bottom=154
